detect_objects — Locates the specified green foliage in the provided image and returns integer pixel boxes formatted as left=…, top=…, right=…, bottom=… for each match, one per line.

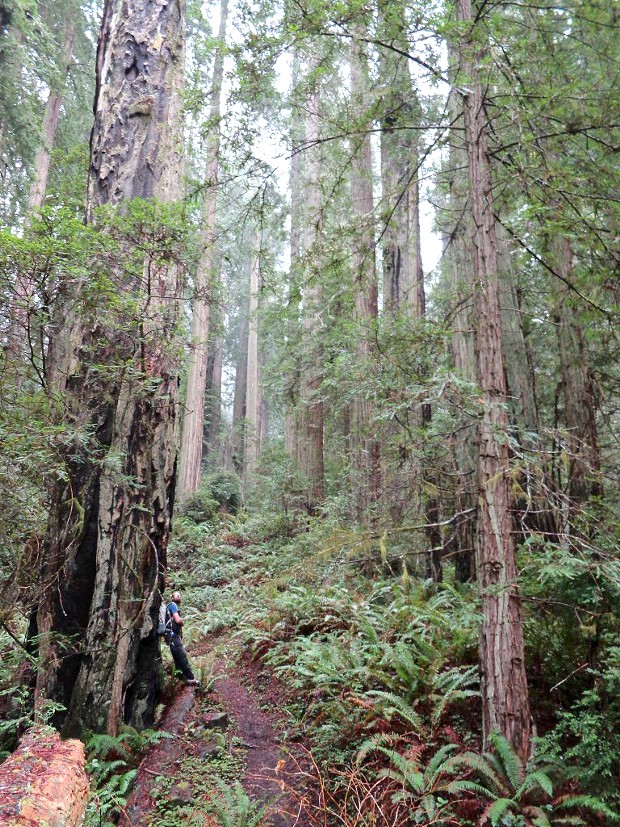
left=177, top=472, right=242, bottom=524
left=206, top=778, right=273, bottom=827
left=446, top=733, right=620, bottom=826
left=84, top=726, right=171, bottom=827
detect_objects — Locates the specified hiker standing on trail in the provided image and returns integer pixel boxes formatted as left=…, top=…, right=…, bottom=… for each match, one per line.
left=164, top=591, right=198, bottom=686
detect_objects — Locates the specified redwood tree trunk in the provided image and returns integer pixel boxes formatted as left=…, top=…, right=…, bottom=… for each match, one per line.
left=28, top=17, right=75, bottom=212
left=37, top=0, right=185, bottom=737
left=229, top=315, right=249, bottom=474
left=244, top=237, right=262, bottom=494
left=283, top=50, right=303, bottom=460
left=298, top=53, right=325, bottom=509
left=549, top=234, right=600, bottom=508
left=350, top=28, right=380, bottom=517
left=176, top=0, right=228, bottom=501
left=458, top=0, right=532, bottom=761
left=6, top=15, right=75, bottom=371
left=378, top=0, right=423, bottom=318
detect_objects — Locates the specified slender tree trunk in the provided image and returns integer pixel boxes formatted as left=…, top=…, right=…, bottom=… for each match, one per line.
left=377, top=0, right=423, bottom=318
left=350, top=29, right=380, bottom=518
left=28, top=18, right=75, bottom=212
left=497, top=228, right=538, bottom=438
left=244, top=237, right=262, bottom=495
left=37, top=0, right=185, bottom=737
left=6, top=16, right=75, bottom=372
left=205, top=335, right=223, bottom=466
left=549, top=234, right=600, bottom=506
left=458, top=0, right=532, bottom=761
left=284, top=50, right=303, bottom=459
left=298, top=53, right=324, bottom=509
left=229, top=315, right=249, bottom=474
left=176, top=0, right=228, bottom=501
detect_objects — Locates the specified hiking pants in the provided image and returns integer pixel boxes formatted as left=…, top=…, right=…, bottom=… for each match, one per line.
left=168, top=634, right=195, bottom=681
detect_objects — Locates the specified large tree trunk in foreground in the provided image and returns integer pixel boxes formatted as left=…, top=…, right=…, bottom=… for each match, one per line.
left=176, top=0, right=228, bottom=501
left=37, top=0, right=185, bottom=737
left=458, top=0, right=532, bottom=762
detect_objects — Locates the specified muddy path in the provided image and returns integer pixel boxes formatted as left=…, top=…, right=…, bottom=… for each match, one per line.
left=120, top=640, right=310, bottom=826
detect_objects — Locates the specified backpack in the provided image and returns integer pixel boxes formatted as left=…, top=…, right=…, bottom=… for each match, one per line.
left=156, top=601, right=170, bottom=636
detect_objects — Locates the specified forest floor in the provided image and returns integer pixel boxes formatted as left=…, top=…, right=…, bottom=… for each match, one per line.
left=120, top=633, right=312, bottom=827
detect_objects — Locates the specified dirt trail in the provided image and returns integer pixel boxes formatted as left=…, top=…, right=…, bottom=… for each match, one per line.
left=212, top=654, right=304, bottom=827
left=121, top=643, right=308, bottom=826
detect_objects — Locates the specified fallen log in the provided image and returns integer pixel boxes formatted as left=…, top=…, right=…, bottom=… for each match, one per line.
left=0, top=726, right=89, bottom=826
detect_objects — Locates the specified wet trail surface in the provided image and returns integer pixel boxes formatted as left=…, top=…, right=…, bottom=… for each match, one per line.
left=120, top=643, right=309, bottom=826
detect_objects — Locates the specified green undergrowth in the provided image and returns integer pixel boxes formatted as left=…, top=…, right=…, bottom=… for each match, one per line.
left=84, top=690, right=251, bottom=827
left=164, top=494, right=620, bottom=824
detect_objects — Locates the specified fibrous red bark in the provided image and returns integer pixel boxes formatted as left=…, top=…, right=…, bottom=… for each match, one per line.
left=37, top=0, right=185, bottom=736
left=458, top=0, right=532, bottom=761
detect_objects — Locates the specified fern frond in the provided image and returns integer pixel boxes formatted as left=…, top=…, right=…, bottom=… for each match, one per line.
left=444, top=751, right=503, bottom=793
left=481, top=797, right=517, bottom=826
left=515, top=769, right=553, bottom=799
left=377, top=763, right=424, bottom=794
left=425, top=743, right=459, bottom=784
left=554, top=794, right=620, bottom=821
left=355, top=732, right=401, bottom=764
left=366, top=689, right=425, bottom=733
left=86, top=732, right=130, bottom=761
left=444, top=778, right=497, bottom=798
left=431, top=665, right=479, bottom=723
left=489, top=732, right=524, bottom=789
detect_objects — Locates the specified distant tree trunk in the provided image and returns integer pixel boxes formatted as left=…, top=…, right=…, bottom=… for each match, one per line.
left=244, top=238, right=262, bottom=495
left=205, top=335, right=223, bottom=467
left=377, top=0, right=423, bottom=318
left=350, top=29, right=380, bottom=518
left=284, top=50, right=303, bottom=459
left=229, top=315, right=249, bottom=474
left=458, top=0, right=532, bottom=762
left=549, top=234, right=600, bottom=506
left=176, top=0, right=228, bottom=501
left=28, top=18, right=75, bottom=212
left=6, top=16, right=75, bottom=372
left=36, top=0, right=185, bottom=737
left=497, top=228, right=538, bottom=438
left=298, top=53, right=324, bottom=509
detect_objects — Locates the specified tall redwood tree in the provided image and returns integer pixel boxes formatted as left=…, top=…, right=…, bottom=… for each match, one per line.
left=36, top=0, right=185, bottom=736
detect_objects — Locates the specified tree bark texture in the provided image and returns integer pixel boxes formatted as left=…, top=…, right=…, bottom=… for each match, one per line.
left=298, top=53, right=325, bottom=509
left=458, top=0, right=532, bottom=762
left=350, top=30, right=380, bottom=517
left=176, top=0, right=228, bottom=501
left=496, top=227, right=538, bottom=438
left=37, top=0, right=185, bottom=737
